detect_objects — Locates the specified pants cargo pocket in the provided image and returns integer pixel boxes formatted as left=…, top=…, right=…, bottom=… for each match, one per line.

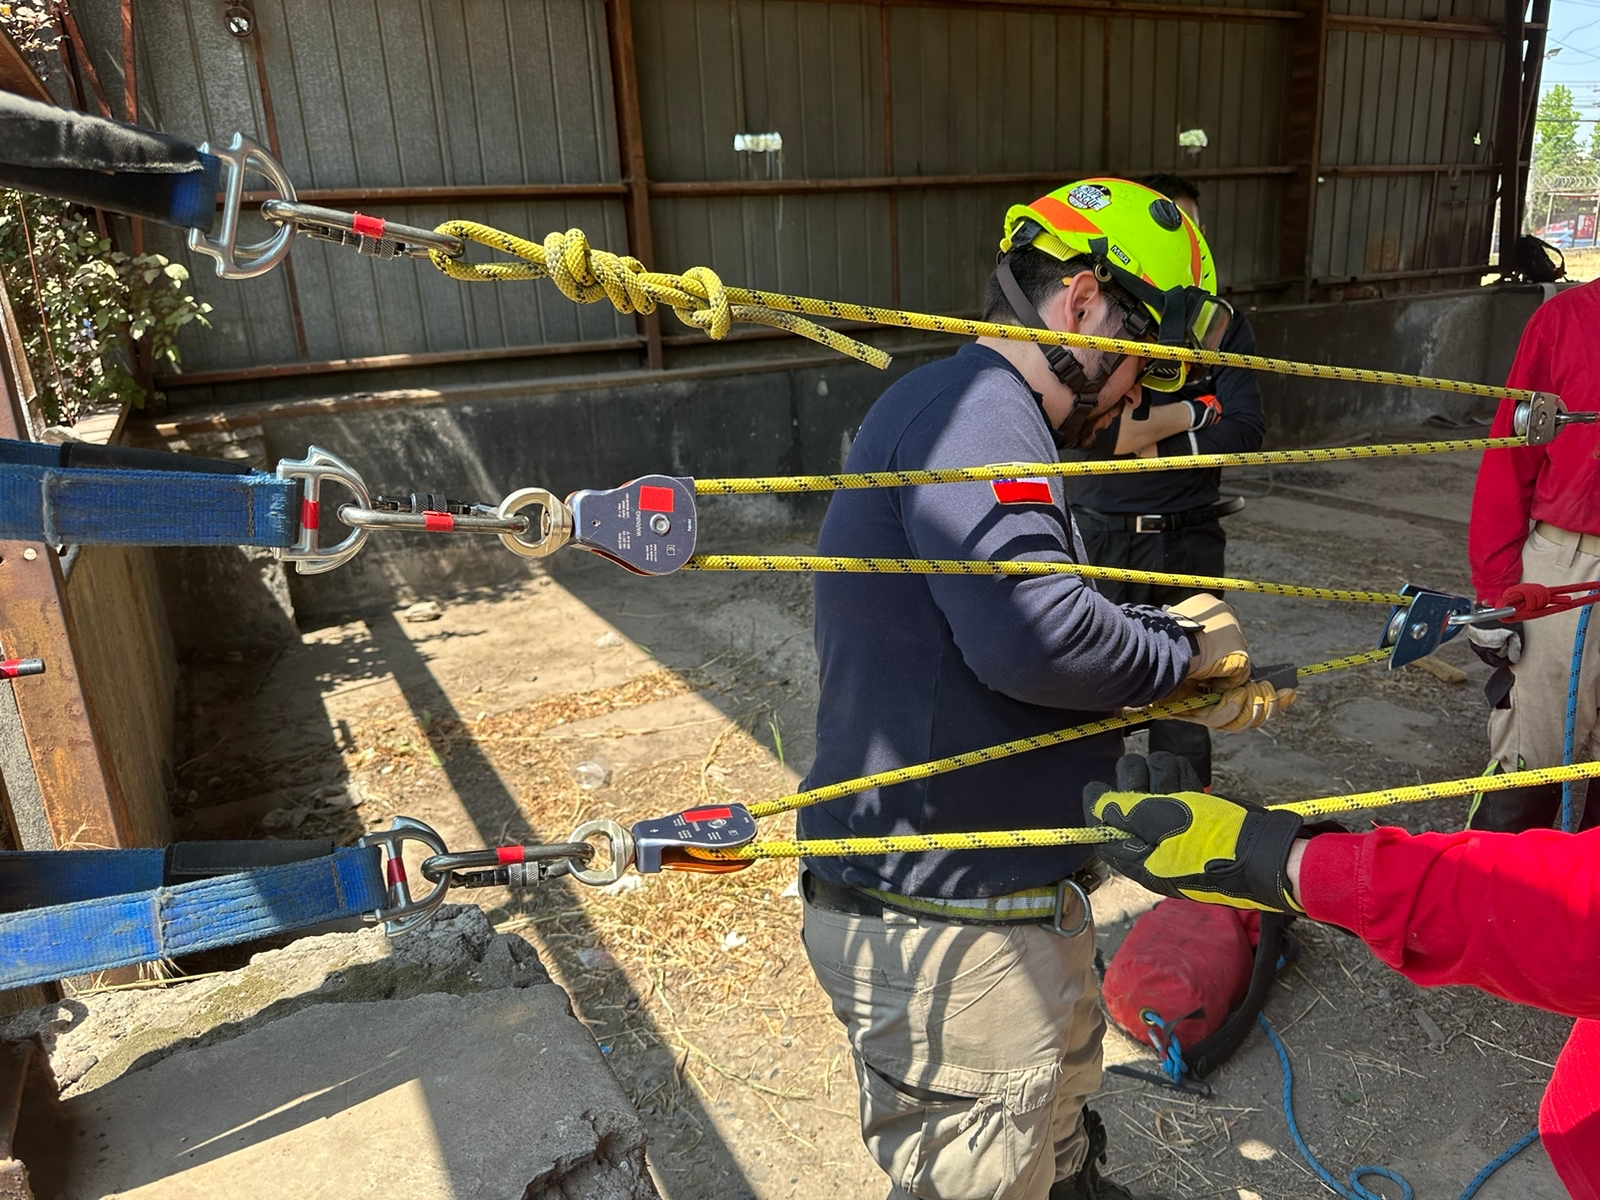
left=858, top=1056, right=1060, bottom=1200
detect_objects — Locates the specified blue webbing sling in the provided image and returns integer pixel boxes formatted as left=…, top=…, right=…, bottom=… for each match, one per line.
left=0, top=438, right=298, bottom=548
left=0, top=841, right=387, bottom=988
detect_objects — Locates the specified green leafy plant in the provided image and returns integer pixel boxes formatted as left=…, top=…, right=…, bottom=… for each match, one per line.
left=0, top=192, right=212, bottom=424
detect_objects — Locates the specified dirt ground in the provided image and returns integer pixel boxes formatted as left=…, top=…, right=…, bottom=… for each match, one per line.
left=168, top=431, right=1576, bottom=1200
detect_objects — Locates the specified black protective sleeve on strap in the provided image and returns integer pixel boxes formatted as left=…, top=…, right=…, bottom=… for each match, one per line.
left=0, top=437, right=253, bottom=476
left=163, top=839, right=336, bottom=886
left=0, top=93, right=218, bottom=232
left=1185, top=912, right=1299, bottom=1079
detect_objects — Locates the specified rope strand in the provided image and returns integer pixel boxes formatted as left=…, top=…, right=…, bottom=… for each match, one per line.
left=430, top=225, right=1541, bottom=402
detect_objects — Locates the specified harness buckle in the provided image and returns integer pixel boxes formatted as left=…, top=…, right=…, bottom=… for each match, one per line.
left=1134, top=514, right=1164, bottom=534
left=276, top=446, right=372, bottom=574
left=187, top=133, right=298, bottom=280
left=1049, top=878, right=1092, bottom=938
left=360, top=816, right=451, bottom=934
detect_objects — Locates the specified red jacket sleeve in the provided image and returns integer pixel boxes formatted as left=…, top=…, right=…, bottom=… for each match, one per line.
left=1468, top=314, right=1553, bottom=603
left=1298, top=827, right=1600, bottom=1019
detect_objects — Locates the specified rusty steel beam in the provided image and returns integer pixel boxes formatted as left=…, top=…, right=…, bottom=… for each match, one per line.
left=650, top=166, right=1295, bottom=198
left=604, top=0, right=663, bottom=369
left=1326, top=13, right=1504, bottom=39
left=1496, top=0, right=1524, bottom=271
left=1279, top=0, right=1330, bottom=302
left=1313, top=263, right=1496, bottom=285
left=241, top=18, right=309, bottom=361
left=236, top=182, right=629, bottom=207
left=880, top=2, right=900, bottom=307
left=811, top=0, right=1301, bottom=23
left=0, top=279, right=132, bottom=852
left=1318, top=162, right=1504, bottom=177
left=153, top=337, right=646, bottom=390
left=1514, top=0, right=1550, bottom=249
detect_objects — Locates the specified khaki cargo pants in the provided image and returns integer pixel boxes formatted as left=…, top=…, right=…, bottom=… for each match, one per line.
left=1488, top=523, right=1600, bottom=779
left=802, top=888, right=1103, bottom=1200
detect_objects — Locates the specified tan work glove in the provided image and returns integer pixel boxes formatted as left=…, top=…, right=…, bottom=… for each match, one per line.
left=1173, top=678, right=1296, bottom=732
left=1167, top=593, right=1250, bottom=688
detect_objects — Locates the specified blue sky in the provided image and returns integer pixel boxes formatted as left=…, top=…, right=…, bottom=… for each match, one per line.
left=1540, top=0, right=1600, bottom=134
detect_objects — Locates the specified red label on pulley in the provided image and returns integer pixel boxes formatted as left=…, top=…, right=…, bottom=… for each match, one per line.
left=681, top=807, right=732, bottom=823
left=638, top=485, right=675, bottom=512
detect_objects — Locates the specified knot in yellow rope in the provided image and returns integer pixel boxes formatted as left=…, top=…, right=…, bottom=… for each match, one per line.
left=675, top=265, right=732, bottom=341
left=432, top=221, right=889, bottom=367
left=537, top=229, right=656, bottom=315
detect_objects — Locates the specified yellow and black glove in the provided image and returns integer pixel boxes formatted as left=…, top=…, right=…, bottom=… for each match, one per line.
left=1082, top=752, right=1306, bottom=913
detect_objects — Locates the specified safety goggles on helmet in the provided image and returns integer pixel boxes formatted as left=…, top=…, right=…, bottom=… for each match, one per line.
left=1003, top=194, right=1230, bottom=393
left=1086, top=244, right=1234, bottom=393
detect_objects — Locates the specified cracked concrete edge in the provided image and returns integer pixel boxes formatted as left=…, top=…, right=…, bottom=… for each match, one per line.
left=0, top=905, right=551, bottom=1097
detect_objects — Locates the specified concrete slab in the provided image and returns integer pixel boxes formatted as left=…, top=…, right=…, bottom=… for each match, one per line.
left=1, top=907, right=547, bottom=1099
left=58, top=987, right=657, bottom=1200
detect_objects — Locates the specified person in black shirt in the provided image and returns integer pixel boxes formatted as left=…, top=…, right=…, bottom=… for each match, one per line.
left=1069, top=174, right=1266, bottom=788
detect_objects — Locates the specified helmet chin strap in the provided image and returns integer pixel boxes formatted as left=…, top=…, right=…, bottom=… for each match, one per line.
left=993, top=257, right=1122, bottom=449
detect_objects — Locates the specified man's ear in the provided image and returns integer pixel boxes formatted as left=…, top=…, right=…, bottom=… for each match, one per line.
left=1048, top=272, right=1100, bottom=333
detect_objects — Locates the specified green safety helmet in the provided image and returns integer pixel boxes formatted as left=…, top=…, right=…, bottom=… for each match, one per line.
left=999, top=178, right=1232, bottom=396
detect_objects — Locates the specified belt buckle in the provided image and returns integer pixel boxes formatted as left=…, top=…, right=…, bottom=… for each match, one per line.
left=1133, top=514, right=1163, bottom=534
left=1048, top=878, right=1091, bottom=938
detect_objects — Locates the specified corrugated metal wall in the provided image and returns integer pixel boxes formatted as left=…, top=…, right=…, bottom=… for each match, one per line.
left=1315, top=0, right=1505, bottom=284
left=76, top=0, right=632, bottom=375
left=68, top=0, right=1514, bottom=392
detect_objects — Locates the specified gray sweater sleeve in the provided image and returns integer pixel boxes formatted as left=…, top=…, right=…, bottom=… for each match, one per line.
left=895, top=367, right=1194, bottom=711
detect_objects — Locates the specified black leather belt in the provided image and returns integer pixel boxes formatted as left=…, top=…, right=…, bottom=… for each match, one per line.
left=1085, top=494, right=1246, bottom=534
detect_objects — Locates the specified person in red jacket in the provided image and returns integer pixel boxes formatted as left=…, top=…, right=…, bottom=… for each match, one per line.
left=1084, top=752, right=1600, bottom=1200
left=1467, top=278, right=1600, bottom=831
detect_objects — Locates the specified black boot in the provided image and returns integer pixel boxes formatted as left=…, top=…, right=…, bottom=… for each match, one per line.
left=1049, top=1108, right=1174, bottom=1200
left=1466, top=779, right=1564, bottom=832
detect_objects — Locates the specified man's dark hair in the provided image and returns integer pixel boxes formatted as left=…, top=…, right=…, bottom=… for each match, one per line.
left=1140, top=172, right=1201, bottom=205
left=982, top=247, right=1093, bottom=323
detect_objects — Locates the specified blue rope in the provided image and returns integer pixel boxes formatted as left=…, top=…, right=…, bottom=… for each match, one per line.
left=1561, top=604, right=1592, bottom=833
left=1456, top=1127, right=1541, bottom=1200
left=1259, top=1014, right=1539, bottom=1200
left=1259, top=1014, right=1414, bottom=1200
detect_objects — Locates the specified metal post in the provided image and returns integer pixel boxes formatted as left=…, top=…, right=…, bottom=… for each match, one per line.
left=880, top=2, right=900, bottom=307
left=605, top=0, right=664, bottom=370
left=1279, top=0, right=1329, bottom=300
left=0, top=277, right=132, bottom=853
left=1496, top=0, right=1526, bottom=271
left=242, top=14, right=310, bottom=361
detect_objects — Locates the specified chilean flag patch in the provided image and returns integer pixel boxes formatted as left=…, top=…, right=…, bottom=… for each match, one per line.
left=991, top=478, right=1054, bottom=505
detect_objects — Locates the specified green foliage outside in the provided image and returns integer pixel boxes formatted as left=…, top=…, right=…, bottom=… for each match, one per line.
left=1533, top=85, right=1597, bottom=184
left=0, top=193, right=212, bottom=424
